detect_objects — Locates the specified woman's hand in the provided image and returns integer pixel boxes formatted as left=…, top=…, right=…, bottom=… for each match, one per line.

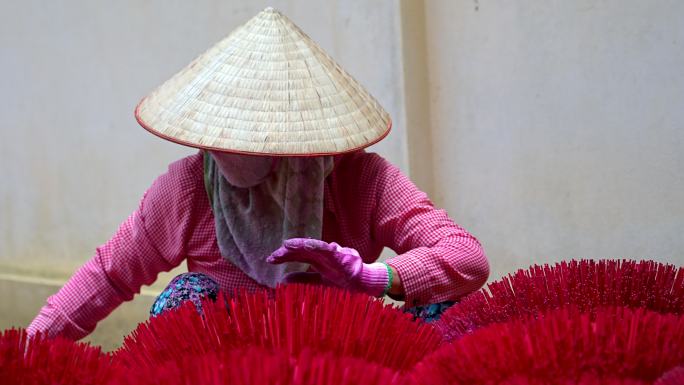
left=267, top=238, right=394, bottom=297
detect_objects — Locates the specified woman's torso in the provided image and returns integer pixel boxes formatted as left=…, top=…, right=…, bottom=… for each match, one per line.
left=180, top=151, right=386, bottom=292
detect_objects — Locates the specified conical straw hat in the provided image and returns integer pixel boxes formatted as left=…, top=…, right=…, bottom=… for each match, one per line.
left=135, top=7, right=392, bottom=156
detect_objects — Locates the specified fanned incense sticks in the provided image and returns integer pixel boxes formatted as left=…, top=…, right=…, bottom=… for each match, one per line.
left=115, top=284, right=441, bottom=372
left=408, top=306, right=684, bottom=385
left=110, top=346, right=401, bottom=385
left=4, top=260, right=684, bottom=384
left=435, top=259, right=684, bottom=341
left=0, top=328, right=110, bottom=385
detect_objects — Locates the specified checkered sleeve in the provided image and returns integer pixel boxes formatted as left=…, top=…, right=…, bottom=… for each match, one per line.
left=373, top=158, right=489, bottom=307
left=27, top=155, right=202, bottom=340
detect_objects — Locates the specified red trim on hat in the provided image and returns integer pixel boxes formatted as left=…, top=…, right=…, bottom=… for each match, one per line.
left=134, top=99, right=392, bottom=158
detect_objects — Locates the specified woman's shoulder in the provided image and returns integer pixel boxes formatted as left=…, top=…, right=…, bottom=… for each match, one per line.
left=167, top=151, right=204, bottom=178
left=329, top=151, right=402, bottom=200
left=156, top=151, right=204, bottom=189
left=333, top=151, right=401, bottom=186
left=144, top=151, right=205, bottom=208
left=138, top=151, right=213, bottom=254
left=333, top=150, right=391, bottom=175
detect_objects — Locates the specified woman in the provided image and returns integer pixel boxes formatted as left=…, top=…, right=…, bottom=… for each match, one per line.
left=28, top=8, right=488, bottom=340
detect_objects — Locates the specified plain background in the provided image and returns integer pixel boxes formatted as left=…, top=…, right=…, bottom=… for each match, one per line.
left=1, top=0, right=683, bottom=349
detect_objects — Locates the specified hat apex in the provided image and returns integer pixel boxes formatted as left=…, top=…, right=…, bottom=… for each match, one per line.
left=135, top=7, right=391, bottom=156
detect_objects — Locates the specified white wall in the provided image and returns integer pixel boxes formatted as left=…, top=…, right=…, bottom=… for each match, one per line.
left=0, top=1, right=407, bottom=279
left=424, top=0, right=684, bottom=280
left=2, top=0, right=683, bottom=300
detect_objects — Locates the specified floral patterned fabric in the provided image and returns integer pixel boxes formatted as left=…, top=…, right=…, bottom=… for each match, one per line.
left=150, top=272, right=220, bottom=317
left=404, top=301, right=456, bottom=322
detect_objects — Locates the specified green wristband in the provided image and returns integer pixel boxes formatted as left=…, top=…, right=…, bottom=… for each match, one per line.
left=382, top=262, right=393, bottom=297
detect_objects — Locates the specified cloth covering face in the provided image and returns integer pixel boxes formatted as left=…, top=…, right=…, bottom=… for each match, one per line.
left=204, top=151, right=334, bottom=288
left=210, top=152, right=274, bottom=188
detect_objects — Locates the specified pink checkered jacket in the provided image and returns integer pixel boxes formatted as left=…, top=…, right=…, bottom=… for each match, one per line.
left=28, top=151, right=488, bottom=340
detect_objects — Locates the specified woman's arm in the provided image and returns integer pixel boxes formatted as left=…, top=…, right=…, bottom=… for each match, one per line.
left=372, top=157, right=489, bottom=307
left=27, top=155, right=204, bottom=340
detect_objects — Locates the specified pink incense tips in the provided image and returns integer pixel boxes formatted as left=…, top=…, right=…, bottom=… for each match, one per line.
left=409, top=306, right=684, bottom=385
left=0, top=328, right=110, bottom=384
left=115, top=284, right=441, bottom=376
left=435, top=259, right=684, bottom=341
left=4, top=260, right=684, bottom=384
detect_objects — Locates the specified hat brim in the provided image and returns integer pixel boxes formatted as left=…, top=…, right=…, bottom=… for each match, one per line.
left=135, top=99, right=392, bottom=157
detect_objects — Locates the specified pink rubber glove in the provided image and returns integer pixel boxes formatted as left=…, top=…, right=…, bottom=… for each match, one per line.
left=267, top=238, right=389, bottom=297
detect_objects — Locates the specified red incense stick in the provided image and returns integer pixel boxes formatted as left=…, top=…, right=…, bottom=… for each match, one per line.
left=435, top=259, right=684, bottom=341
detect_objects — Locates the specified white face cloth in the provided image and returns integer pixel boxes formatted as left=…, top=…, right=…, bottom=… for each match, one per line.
left=205, top=151, right=334, bottom=288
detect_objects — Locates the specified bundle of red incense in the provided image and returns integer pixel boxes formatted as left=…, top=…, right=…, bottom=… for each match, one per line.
left=435, top=259, right=684, bottom=341
left=0, top=328, right=110, bottom=385
left=406, top=306, right=684, bottom=385
left=109, top=346, right=400, bottom=385
left=115, top=284, right=441, bottom=374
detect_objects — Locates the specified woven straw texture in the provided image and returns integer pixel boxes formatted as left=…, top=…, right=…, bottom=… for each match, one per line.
left=135, top=7, right=392, bottom=156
